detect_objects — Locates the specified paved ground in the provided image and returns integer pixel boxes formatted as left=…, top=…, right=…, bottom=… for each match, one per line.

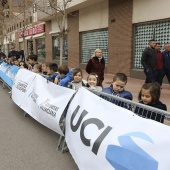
left=0, top=72, right=170, bottom=170
left=0, top=83, right=78, bottom=170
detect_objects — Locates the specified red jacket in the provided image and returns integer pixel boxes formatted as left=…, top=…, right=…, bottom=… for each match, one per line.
left=86, top=57, right=105, bottom=82
left=156, top=51, right=163, bottom=70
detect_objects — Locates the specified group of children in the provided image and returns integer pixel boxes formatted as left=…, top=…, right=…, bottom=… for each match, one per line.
left=66, top=69, right=167, bottom=124
left=1, top=54, right=167, bottom=123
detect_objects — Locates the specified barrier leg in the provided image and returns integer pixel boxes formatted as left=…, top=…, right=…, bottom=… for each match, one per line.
left=23, top=112, right=29, bottom=117
left=57, top=119, right=65, bottom=150
left=57, top=118, right=68, bottom=153
left=61, top=139, right=69, bottom=153
left=2, top=82, right=5, bottom=89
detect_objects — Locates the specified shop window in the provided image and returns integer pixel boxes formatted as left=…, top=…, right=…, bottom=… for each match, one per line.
left=81, top=29, right=108, bottom=63
left=36, top=38, right=46, bottom=58
left=30, top=16, right=32, bottom=23
left=52, top=36, right=68, bottom=60
left=4, top=44, right=8, bottom=56
left=19, top=42, right=24, bottom=50
left=28, top=41, right=33, bottom=55
left=134, top=19, right=170, bottom=69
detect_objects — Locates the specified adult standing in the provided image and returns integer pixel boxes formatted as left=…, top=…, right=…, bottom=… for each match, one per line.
left=8, top=46, right=20, bottom=60
left=0, top=49, right=6, bottom=60
left=162, top=44, right=170, bottom=84
left=86, top=49, right=105, bottom=86
left=141, top=39, right=157, bottom=83
left=155, top=43, right=164, bottom=86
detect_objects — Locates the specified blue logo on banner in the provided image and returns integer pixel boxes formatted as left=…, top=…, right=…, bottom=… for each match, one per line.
left=0, top=62, right=19, bottom=87
left=105, top=132, right=158, bottom=170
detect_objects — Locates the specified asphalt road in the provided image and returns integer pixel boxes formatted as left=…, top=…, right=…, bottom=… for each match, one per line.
left=0, top=83, right=78, bottom=170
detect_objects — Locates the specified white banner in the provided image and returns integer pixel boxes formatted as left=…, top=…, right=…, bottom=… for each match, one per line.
left=12, top=69, right=36, bottom=106
left=12, top=70, right=75, bottom=136
left=66, top=87, right=170, bottom=170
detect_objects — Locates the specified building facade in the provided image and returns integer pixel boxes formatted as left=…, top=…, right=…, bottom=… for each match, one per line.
left=2, top=0, right=170, bottom=81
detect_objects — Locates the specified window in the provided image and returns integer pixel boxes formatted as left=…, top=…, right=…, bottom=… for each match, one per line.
left=13, top=0, right=19, bottom=6
left=36, top=38, right=46, bottom=58
left=52, top=36, right=68, bottom=60
left=30, top=16, right=32, bottom=23
left=28, top=41, right=33, bottom=55
left=33, top=0, right=37, bottom=13
left=134, top=19, right=170, bottom=69
left=81, top=29, right=108, bottom=63
left=46, top=0, right=51, bottom=7
left=4, top=44, right=8, bottom=56
left=19, top=42, right=24, bottom=50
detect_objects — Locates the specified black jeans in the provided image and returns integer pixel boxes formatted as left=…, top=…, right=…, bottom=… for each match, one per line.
left=162, top=68, right=170, bottom=84
left=156, top=69, right=164, bottom=86
left=144, top=68, right=156, bottom=83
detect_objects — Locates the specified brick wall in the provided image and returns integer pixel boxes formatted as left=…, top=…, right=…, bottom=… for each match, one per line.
left=15, top=32, right=19, bottom=50
left=33, top=39, right=36, bottom=55
left=45, top=21, right=53, bottom=62
left=67, top=11, right=79, bottom=68
left=108, top=0, right=133, bottom=76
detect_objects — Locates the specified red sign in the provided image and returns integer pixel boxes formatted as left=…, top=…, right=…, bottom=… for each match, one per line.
left=18, top=24, right=45, bottom=38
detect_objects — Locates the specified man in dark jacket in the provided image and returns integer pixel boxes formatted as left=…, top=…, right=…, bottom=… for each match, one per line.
left=0, top=49, right=6, bottom=60
left=155, top=43, right=164, bottom=86
left=162, top=43, right=170, bottom=84
left=8, top=46, right=20, bottom=60
left=141, top=39, right=157, bottom=83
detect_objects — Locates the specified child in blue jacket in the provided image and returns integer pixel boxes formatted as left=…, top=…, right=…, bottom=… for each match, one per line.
left=102, top=73, right=133, bottom=100
left=54, top=65, right=72, bottom=87
left=46, top=63, right=58, bottom=83
left=102, top=73, right=132, bottom=109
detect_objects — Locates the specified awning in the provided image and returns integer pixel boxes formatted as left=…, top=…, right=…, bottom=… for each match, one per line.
left=49, top=31, right=59, bottom=35
left=19, top=38, right=23, bottom=42
left=32, top=33, right=45, bottom=39
left=25, top=36, right=32, bottom=40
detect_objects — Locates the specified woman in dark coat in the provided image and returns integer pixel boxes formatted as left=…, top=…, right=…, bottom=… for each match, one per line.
left=86, top=49, right=105, bottom=86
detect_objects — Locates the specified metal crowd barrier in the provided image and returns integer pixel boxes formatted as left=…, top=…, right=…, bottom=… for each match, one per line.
left=1, top=74, right=170, bottom=152
left=0, top=77, right=12, bottom=91
left=57, top=88, right=170, bottom=153
left=91, top=90, right=170, bottom=124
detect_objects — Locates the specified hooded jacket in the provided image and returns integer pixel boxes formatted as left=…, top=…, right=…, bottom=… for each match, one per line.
left=102, top=85, right=133, bottom=100
left=56, top=69, right=73, bottom=87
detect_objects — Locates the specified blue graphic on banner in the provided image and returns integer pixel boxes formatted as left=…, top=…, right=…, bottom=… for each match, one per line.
left=106, top=132, right=158, bottom=170
left=0, top=62, right=19, bottom=88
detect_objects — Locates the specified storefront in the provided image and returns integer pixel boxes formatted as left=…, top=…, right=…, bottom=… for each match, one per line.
left=81, top=29, right=108, bottom=63
left=18, top=23, right=46, bottom=58
left=52, top=35, right=68, bottom=60
left=133, top=19, right=170, bottom=69
left=36, top=37, right=45, bottom=58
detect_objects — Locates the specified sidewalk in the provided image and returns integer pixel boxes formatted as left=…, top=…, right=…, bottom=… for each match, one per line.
left=83, top=71, right=170, bottom=112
